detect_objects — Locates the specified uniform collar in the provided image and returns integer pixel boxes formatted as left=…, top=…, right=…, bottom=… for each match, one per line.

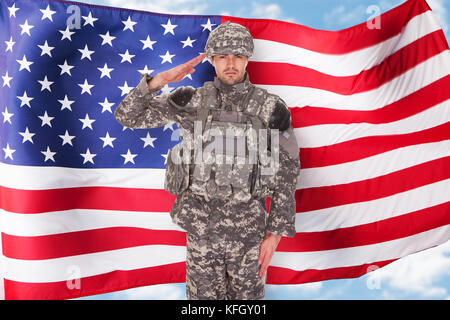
left=213, top=71, right=252, bottom=94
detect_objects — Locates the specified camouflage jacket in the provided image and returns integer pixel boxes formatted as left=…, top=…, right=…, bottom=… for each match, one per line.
left=114, top=72, right=300, bottom=240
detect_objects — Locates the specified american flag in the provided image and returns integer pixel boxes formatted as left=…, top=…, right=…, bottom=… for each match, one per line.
left=0, top=0, right=449, bottom=299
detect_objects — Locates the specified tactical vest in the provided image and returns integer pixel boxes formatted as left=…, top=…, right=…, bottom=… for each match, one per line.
left=164, top=81, right=279, bottom=202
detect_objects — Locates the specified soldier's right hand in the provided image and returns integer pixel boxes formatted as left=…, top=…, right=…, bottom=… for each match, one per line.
left=149, top=52, right=207, bottom=90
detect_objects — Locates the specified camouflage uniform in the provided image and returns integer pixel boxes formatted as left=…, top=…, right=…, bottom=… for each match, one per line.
left=114, top=22, right=300, bottom=300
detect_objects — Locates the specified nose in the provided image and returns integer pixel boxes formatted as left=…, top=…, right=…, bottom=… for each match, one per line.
left=225, top=55, right=236, bottom=68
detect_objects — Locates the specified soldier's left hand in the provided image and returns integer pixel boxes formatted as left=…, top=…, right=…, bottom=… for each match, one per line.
left=258, top=234, right=282, bottom=279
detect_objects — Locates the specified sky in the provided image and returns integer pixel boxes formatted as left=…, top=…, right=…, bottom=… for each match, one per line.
left=68, top=0, right=450, bottom=300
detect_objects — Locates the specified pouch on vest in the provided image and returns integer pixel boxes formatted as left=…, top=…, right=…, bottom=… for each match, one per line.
left=164, top=144, right=190, bottom=195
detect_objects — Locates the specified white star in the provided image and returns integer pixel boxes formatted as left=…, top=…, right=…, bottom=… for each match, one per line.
left=3, top=143, right=15, bottom=160
left=99, top=31, right=115, bottom=46
left=181, top=36, right=196, bottom=48
left=2, top=106, right=14, bottom=124
left=141, top=132, right=157, bottom=148
left=58, top=60, right=74, bottom=76
left=2, top=71, right=13, bottom=88
left=8, top=3, right=20, bottom=17
left=97, top=63, right=114, bottom=79
left=161, top=152, right=168, bottom=165
left=16, top=55, right=33, bottom=72
left=41, top=146, right=56, bottom=162
left=122, top=16, right=137, bottom=31
left=38, top=111, right=55, bottom=127
left=5, top=36, right=15, bottom=52
left=159, top=50, right=175, bottom=64
left=121, top=149, right=138, bottom=164
left=19, top=127, right=35, bottom=144
left=161, top=19, right=177, bottom=35
left=160, top=84, right=174, bottom=95
left=118, top=81, right=133, bottom=96
left=58, top=95, right=75, bottom=111
left=40, top=4, right=56, bottom=21
left=78, top=44, right=95, bottom=61
left=19, top=19, right=34, bottom=36
left=138, top=65, right=154, bottom=76
left=17, top=91, right=33, bottom=108
left=98, top=97, right=114, bottom=113
left=38, top=76, right=54, bottom=92
left=80, top=148, right=96, bottom=164
left=119, top=49, right=135, bottom=64
left=82, top=11, right=98, bottom=27
left=59, top=130, right=75, bottom=146
left=163, top=121, right=175, bottom=131
left=37, top=40, right=55, bottom=57
left=100, top=132, right=116, bottom=148
left=201, top=19, right=216, bottom=32
left=140, top=35, right=157, bottom=50
left=59, top=26, right=75, bottom=41
left=78, top=79, right=94, bottom=95
left=79, top=113, right=96, bottom=130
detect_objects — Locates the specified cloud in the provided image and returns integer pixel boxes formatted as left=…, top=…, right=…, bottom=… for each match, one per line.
left=427, top=0, right=449, bottom=34
left=250, top=2, right=282, bottom=19
left=366, top=240, right=450, bottom=299
left=102, top=0, right=208, bottom=15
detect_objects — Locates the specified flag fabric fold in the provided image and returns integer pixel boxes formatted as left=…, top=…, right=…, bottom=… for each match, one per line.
left=0, top=0, right=449, bottom=299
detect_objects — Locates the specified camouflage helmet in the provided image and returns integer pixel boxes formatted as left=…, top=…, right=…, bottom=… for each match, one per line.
left=205, top=21, right=254, bottom=60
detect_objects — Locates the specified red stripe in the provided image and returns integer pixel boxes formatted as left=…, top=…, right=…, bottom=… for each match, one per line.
left=290, top=75, right=450, bottom=127
left=0, top=186, right=176, bottom=214
left=279, top=201, right=450, bottom=252
left=222, top=0, right=430, bottom=54
left=266, top=259, right=396, bottom=285
left=247, top=31, right=448, bottom=94
left=300, top=122, right=450, bottom=168
left=4, top=262, right=186, bottom=300
left=2, top=227, right=186, bottom=260
left=296, top=156, right=450, bottom=212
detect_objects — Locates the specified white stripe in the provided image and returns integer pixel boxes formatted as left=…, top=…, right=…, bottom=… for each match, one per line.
left=295, top=179, right=450, bottom=232
left=3, top=245, right=186, bottom=283
left=272, top=224, right=450, bottom=271
left=258, top=49, right=450, bottom=110
left=294, top=99, right=450, bottom=148
left=0, top=225, right=4, bottom=300
left=252, top=11, right=441, bottom=76
left=298, top=140, right=450, bottom=188
left=0, top=163, right=166, bottom=190
left=0, top=209, right=184, bottom=237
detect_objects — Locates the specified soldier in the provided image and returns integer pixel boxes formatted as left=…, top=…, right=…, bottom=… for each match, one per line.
left=114, top=21, right=300, bottom=300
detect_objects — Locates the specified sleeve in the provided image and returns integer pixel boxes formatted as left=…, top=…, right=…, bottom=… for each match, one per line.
left=113, top=73, right=178, bottom=129
left=265, top=103, right=301, bottom=238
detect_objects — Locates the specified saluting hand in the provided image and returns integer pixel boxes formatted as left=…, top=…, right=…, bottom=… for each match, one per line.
left=148, top=52, right=207, bottom=90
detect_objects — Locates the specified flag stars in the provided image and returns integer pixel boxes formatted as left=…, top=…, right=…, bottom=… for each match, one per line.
left=161, top=19, right=177, bottom=35
left=58, top=95, right=75, bottom=111
left=59, top=130, right=76, bottom=146
left=98, top=63, right=114, bottom=79
left=141, top=132, right=157, bottom=148
left=201, top=19, right=216, bottom=32
left=58, top=60, right=74, bottom=76
left=78, top=79, right=94, bottom=95
left=2, top=106, right=14, bottom=124
left=82, top=11, right=98, bottom=27
left=40, top=4, right=56, bottom=22
left=41, top=146, right=57, bottom=162
left=141, top=35, right=157, bottom=50
left=2, top=71, right=13, bottom=88
left=38, top=111, right=55, bottom=127
left=100, top=132, right=116, bottom=148
left=19, top=127, right=35, bottom=144
left=78, top=44, right=95, bottom=61
left=37, top=40, right=55, bottom=57
left=17, top=91, right=33, bottom=108
left=119, top=49, right=135, bottom=63
left=19, top=20, right=34, bottom=36
left=138, top=65, right=154, bottom=76
left=99, top=31, right=115, bottom=46
left=8, top=3, right=20, bottom=18
left=181, top=36, right=196, bottom=48
left=118, top=81, right=133, bottom=96
left=79, top=113, right=96, bottom=130
left=2, top=143, right=16, bottom=160
left=122, top=16, right=137, bottom=32
left=159, top=50, right=175, bottom=64
left=98, top=97, right=114, bottom=113
left=80, top=148, right=96, bottom=164
left=16, top=55, right=33, bottom=72
left=5, top=36, right=15, bottom=52
left=38, top=76, right=54, bottom=92
left=121, top=149, right=137, bottom=164
left=59, top=26, right=75, bottom=41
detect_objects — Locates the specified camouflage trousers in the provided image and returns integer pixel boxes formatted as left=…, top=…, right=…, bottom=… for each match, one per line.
left=185, top=233, right=265, bottom=300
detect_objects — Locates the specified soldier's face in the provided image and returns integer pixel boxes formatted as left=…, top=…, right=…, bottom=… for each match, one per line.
left=212, top=54, right=249, bottom=85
